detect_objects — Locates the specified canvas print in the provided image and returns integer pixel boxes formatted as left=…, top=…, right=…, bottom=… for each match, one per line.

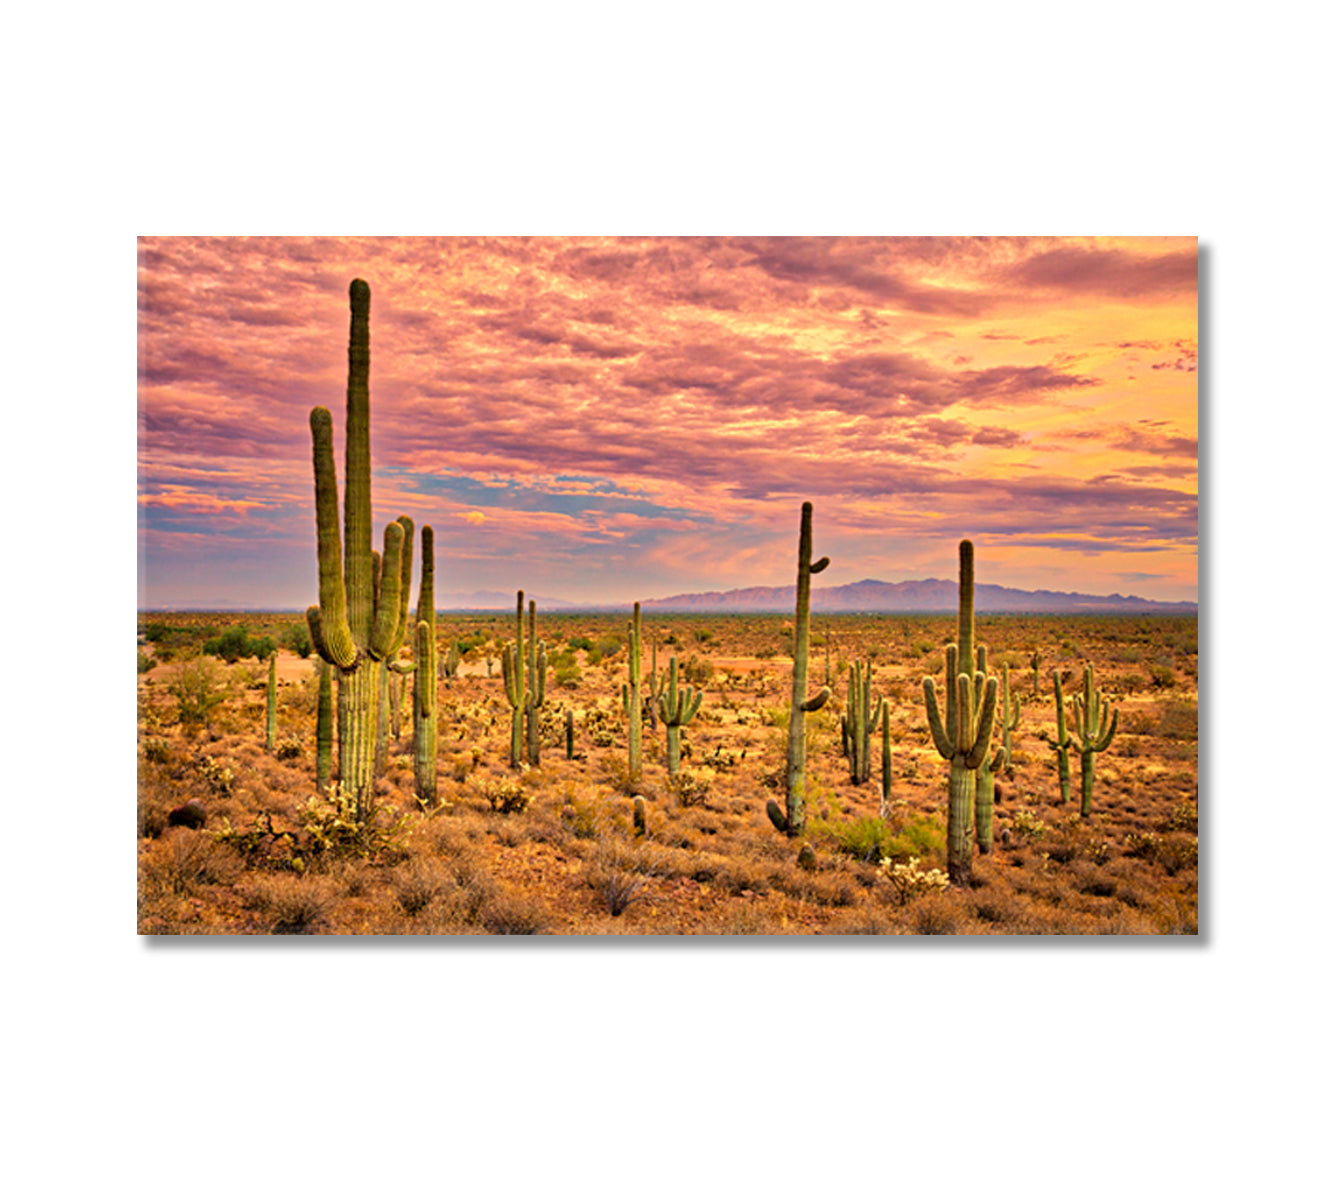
left=137, top=236, right=1198, bottom=935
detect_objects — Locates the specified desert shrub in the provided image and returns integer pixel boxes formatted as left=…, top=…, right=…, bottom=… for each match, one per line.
left=681, top=655, right=713, bottom=686
left=1009, top=808, right=1047, bottom=841
left=273, top=734, right=303, bottom=761
left=909, top=893, right=963, bottom=935
left=482, top=778, right=532, bottom=814
left=169, top=657, right=230, bottom=728
left=587, top=840, right=668, bottom=916
left=141, top=828, right=241, bottom=896
left=245, top=875, right=336, bottom=933
left=1148, top=662, right=1176, bottom=689
left=294, top=785, right=415, bottom=863
left=391, top=860, right=453, bottom=916
left=1166, top=801, right=1199, bottom=832
left=554, top=663, right=581, bottom=688
left=282, top=623, right=313, bottom=658
left=203, top=626, right=276, bottom=663
left=480, top=892, right=552, bottom=934
left=910, top=639, right=935, bottom=657
left=879, top=856, right=949, bottom=905
left=1125, top=831, right=1163, bottom=860
left=693, top=627, right=714, bottom=643
left=193, top=753, right=236, bottom=796
left=1158, top=702, right=1198, bottom=740
left=567, top=636, right=594, bottom=652
left=594, top=634, right=622, bottom=658
left=137, top=650, right=158, bottom=674
left=141, top=737, right=171, bottom=765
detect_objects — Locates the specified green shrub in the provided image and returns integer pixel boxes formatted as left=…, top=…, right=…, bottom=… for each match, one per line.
left=169, top=658, right=229, bottom=728
left=203, top=626, right=277, bottom=663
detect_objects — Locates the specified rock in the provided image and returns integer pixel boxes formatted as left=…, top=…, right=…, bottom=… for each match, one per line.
left=168, top=801, right=206, bottom=830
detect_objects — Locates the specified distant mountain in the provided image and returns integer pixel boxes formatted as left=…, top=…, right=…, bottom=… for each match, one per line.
left=637, top=577, right=1196, bottom=615
left=435, top=589, right=580, bottom=612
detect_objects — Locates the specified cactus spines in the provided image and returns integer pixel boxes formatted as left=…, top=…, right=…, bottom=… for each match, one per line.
left=844, top=659, right=884, bottom=785
left=315, top=659, right=333, bottom=792
left=769, top=501, right=832, bottom=837
left=307, top=280, right=415, bottom=816
left=1070, top=662, right=1118, bottom=817
left=657, top=654, right=704, bottom=776
left=922, top=539, right=999, bottom=886
left=622, top=601, right=644, bottom=782
left=413, top=525, right=437, bottom=803
left=265, top=654, right=277, bottom=751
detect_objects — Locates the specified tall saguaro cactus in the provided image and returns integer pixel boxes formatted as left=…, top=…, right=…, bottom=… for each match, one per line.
left=622, top=601, right=644, bottom=781
left=306, top=279, right=415, bottom=817
left=767, top=501, right=832, bottom=837
left=501, top=590, right=527, bottom=769
left=413, top=526, right=437, bottom=803
left=1071, top=663, right=1118, bottom=817
left=657, top=655, right=703, bottom=776
left=315, top=659, right=333, bottom=792
left=375, top=515, right=414, bottom=775
left=922, top=540, right=999, bottom=885
left=524, top=599, right=547, bottom=766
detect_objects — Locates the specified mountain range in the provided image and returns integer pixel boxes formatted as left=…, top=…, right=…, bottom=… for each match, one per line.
left=435, top=579, right=1196, bottom=615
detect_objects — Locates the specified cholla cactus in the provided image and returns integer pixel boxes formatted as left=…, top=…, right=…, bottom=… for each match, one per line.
left=306, top=279, right=417, bottom=817
left=657, top=655, right=703, bottom=777
left=767, top=502, right=832, bottom=837
left=878, top=856, right=950, bottom=905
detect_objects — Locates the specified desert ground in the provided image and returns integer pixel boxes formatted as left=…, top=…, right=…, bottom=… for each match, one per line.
left=137, top=610, right=1198, bottom=935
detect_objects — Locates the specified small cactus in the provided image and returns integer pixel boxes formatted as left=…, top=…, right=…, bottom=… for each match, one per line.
left=565, top=707, right=575, bottom=760
left=265, top=654, right=277, bottom=752
left=843, top=659, right=884, bottom=786
left=501, top=591, right=527, bottom=769
left=1000, top=663, right=1021, bottom=771
left=1029, top=648, right=1043, bottom=695
left=657, top=655, right=703, bottom=777
left=1043, top=672, right=1074, bottom=806
left=767, top=502, right=832, bottom=838
left=1070, top=663, right=1118, bottom=817
left=633, top=795, right=647, bottom=838
left=622, top=602, right=645, bottom=782
left=525, top=601, right=546, bottom=767
left=879, top=719, right=893, bottom=820
left=315, top=659, right=333, bottom=792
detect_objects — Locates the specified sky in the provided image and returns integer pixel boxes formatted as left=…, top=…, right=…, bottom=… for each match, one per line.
left=137, top=236, right=1198, bottom=609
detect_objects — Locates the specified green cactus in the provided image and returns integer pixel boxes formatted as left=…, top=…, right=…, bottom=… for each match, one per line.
left=646, top=627, right=666, bottom=732
left=1029, top=648, right=1043, bottom=695
left=442, top=641, right=461, bottom=679
left=265, top=654, right=277, bottom=751
left=1043, top=672, right=1074, bottom=806
left=525, top=600, right=546, bottom=766
left=922, top=540, right=999, bottom=886
left=879, top=719, right=893, bottom=818
left=565, top=707, right=575, bottom=760
left=315, top=659, right=333, bottom=792
left=842, top=659, right=884, bottom=786
left=621, top=601, right=644, bottom=782
left=413, top=526, right=437, bottom=803
left=306, top=279, right=416, bottom=817
left=375, top=516, right=415, bottom=776
left=1000, top=662, right=1021, bottom=769
left=387, top=658, right=414, bottom=740
left=657, top=654, right=703, bottom=776
left=974, top=741, right=1007, bottom=855
left=767, top=502, right=832, bottom=838
left=501, top=591, right=527, bottom=769
left=1070, top=662, right=1119, bottom=817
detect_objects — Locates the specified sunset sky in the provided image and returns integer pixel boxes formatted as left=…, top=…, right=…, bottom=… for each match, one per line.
left=137, top=236, right=1197, bottom=609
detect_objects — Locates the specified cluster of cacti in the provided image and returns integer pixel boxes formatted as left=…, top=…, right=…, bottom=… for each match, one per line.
left=645, top=628, right=666, bottom=731
left=1069, top=662, right=1118, bottom=816
left=767, top=502, right=832, bottom=837
left=413, top=526, right=437, bottom=802
left=306, top=279, right=420, bottom=817
left=622, top=601, right=645, bottom=781
left=841, top=659, right=884, bottom=786
left=922, top=540, right=999, bottom=885
left=501, top=592, right=546, bottom=768
left=657, top=655, right=703, bottom=776
left=265, top=654, right=277, bottom=752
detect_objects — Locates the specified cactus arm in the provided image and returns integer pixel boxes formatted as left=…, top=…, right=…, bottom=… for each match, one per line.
left=965, top=676, right=999, bottom=770
left=923, top=676, right=956, bottom=759
left=957, top=539, right=975, bottom=681
left=369, top=520, right=404, bottom=659
left=1092, top=706, right=1118, bottom=753
left=800, top=687, right=831, bottom=712
left=944, top=644, right=959, bottom=749
left=343, top=279, right=374, bottom=645
left=811, top=556, right=830, bottom=573
left=308, top=407, right=357, bottom=669
left=306, top=604, right=331, bottom=665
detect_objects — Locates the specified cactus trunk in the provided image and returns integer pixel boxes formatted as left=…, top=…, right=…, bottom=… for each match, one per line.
left=880, top=720, right=892, bottom=819
left=565, top=708, right=575, bottom=760
left=769, top=502, right=832, bottom=837
left=624, top=602, right=644, bottom=782
left=946, top=761, right=976, bottom=885
left=316, top=659, right=333, bottom=792
left=265, top=654, right=277, bottom=751
left=413, top=526, right=437, bottom=803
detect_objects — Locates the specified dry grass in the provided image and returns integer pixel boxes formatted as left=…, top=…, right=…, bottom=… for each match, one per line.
left=137, top=612, right=1198, bottom=936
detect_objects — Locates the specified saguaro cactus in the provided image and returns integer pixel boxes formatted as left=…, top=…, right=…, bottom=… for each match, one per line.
left=879, top=720, right=893, bottom=819
left=657, top=655, right=703, bottom=776
left=622, top=601, right=645, bottom=781
left=922, top=540, right=999, bottom=885
left=767, top=502, right=832, bottom=837
left=525, top=600, right=547, bottom=766
left=375, top=516, right=414, bottom=775
left=1029, top=648, right=1043, bottom=695
left=306, top=279, right=415, bottom=817
left=501, top=591, right=527, bottom=769
left=1044, top=672, right=1075, bottom=806
left=1000, top=663, right=1021, bottom=769
left=265, top=654, right=277, bottom=751
left=413, top=526, right=438, bottom=804
left=1071, top=662, right=1118, bottom=817
left=842, top=659, right=884, bottom=785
